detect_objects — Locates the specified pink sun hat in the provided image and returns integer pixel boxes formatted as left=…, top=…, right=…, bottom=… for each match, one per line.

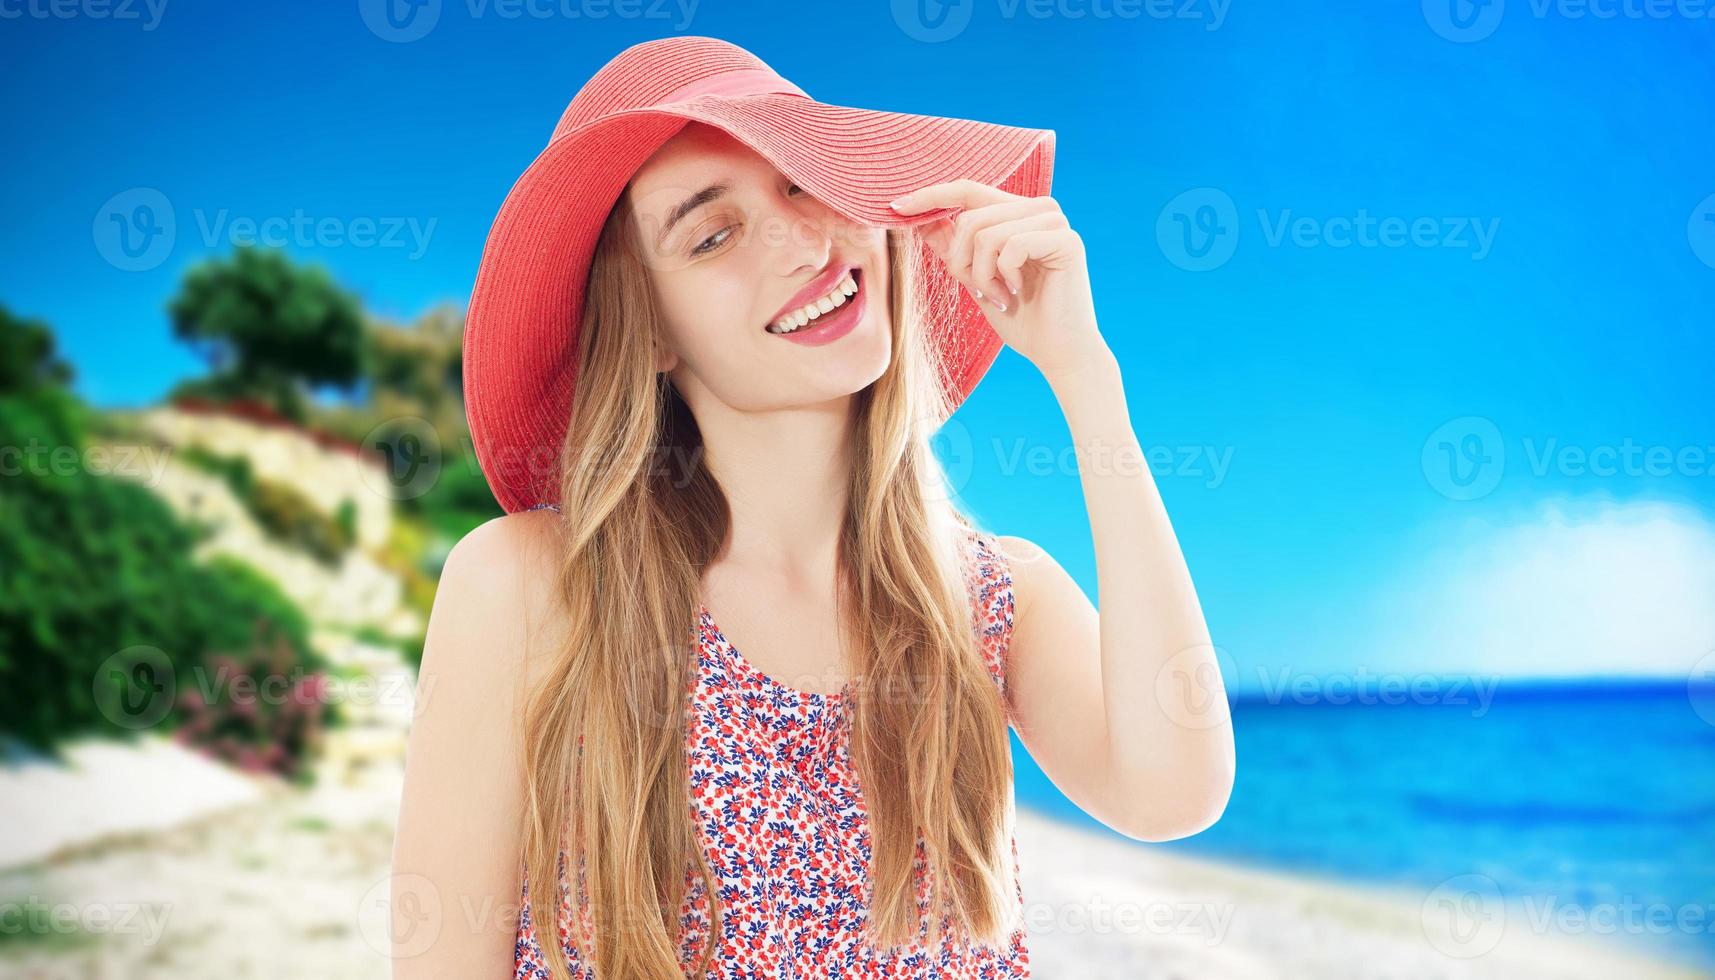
left=462, top=35, right=1057, bottom=514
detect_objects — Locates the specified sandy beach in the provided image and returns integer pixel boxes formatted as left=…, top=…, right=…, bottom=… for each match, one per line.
left=1013, top=809, right=1706, bottom=980
left=0, top=742, right=1701, bottom=980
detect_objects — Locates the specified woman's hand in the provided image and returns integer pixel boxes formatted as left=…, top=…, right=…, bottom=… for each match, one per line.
left=891, top=180, right=1111, bottom=383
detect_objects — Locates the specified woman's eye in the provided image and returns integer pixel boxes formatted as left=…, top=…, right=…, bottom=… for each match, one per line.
left=787, top=182, right=803, bottom=196
left=691, top=226, right=733, bottom=255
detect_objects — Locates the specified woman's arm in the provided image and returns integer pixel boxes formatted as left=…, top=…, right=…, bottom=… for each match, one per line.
left=391, top=513, right=555, bottom=978
left=891, top=181, right=1236, bottom=843
left=1001, top=351, right=1235, bottom=843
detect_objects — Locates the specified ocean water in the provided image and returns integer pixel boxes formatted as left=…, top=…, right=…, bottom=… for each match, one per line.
left=1011, top=680, right=1715, bottom=972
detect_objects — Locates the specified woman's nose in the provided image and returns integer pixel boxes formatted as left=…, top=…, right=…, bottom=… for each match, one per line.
left=769, top=206, right=835, bottom=272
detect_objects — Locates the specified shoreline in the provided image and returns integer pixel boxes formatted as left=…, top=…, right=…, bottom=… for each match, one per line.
left=1014, top=807, right=1707, bottom=980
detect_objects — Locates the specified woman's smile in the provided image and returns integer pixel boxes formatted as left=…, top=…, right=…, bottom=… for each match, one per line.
left=765, top=267, right=867, bottom=346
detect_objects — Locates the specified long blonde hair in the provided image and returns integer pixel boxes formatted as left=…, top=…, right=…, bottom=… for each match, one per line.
left=518, top=188, right=1017, bottom=979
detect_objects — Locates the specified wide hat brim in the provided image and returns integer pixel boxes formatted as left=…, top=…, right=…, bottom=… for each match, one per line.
left=463, top=91, right=1056, bottom=515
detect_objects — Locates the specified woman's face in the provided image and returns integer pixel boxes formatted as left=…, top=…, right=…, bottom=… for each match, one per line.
left=626, top=123, right=893, bottom=413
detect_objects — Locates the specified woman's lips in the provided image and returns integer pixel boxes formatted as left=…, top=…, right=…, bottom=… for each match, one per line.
left=770, top=268, right=865, bottom=347
left=763, top=261, right=860, bottom=331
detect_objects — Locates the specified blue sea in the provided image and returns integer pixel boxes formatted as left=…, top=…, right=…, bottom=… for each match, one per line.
left=1011, top=680, right=1715, bottom=973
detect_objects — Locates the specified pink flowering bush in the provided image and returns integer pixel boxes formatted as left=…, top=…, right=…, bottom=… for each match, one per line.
left=171, top=616, right=336, bottom=784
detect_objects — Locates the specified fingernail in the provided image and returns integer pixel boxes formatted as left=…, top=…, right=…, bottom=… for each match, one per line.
left=972, top=287, right=983, bottom=299
left=1006, top=282, right=1018, bottom=296
left=888, top=196, right=908, bottom=210
left=996, top=300, right=1007, bottom=312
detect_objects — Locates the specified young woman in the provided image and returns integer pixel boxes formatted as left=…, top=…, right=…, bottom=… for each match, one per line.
left=392, top=36, right=1233, bottom=980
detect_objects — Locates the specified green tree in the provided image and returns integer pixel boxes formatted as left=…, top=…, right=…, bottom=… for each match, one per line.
left=367, top=302, right=464, bottom=413
left=167, top=246, right=368, bottom=422
left=0, top=305, right=74, bottom=394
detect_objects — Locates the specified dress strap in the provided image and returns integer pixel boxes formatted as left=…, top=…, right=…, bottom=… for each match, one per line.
left=963, top=529, right=1017, bottom=700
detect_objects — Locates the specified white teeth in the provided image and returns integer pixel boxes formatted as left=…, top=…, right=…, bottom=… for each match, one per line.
left=768, top=272, right=859, bottom=334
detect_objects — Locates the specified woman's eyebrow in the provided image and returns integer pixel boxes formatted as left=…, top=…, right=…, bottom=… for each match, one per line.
left=654, top=182, right=731, bottom=250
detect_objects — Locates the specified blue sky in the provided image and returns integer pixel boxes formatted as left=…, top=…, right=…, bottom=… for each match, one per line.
left=5, top=0, right=1713, bottom=690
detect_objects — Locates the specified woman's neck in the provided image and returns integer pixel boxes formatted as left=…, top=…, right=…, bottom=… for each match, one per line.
left=697, top=394, right=855, bottom=576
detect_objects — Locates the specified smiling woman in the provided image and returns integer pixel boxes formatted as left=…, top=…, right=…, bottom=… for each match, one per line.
left=624, top=124, right=894, bottom=403
left=392, top=33, right=1231, bottom=980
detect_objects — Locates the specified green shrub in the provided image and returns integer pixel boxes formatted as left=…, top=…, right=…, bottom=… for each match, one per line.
left=249, top=477, right=352, bottom=566
left=0, top=388, right=333, bottom=762
left=0, top=306, right=73, bottom=395
left=176, top=443, right=256, bottom=498
left=334, top=497, right=358, bottom=545
left=398, top=447, right=502, bottom=550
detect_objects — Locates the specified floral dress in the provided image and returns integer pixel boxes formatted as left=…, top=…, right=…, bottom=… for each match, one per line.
left=514, top=520, right=1029, bottom=979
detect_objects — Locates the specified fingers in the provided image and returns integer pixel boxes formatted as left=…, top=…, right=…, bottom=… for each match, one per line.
left=996, top=229, right=1083, bottom=298
left=924, top=196, right=1065, bottom=305
left=889, top=178, right=1017, bottom=215
left=972, top=211, right=1066, bottom=298
left=944, top=198, right=1055, bottom=293
left=919, top=214, right=956, bottom=257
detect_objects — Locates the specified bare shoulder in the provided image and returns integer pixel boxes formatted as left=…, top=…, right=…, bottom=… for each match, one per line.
left=434, top=508, right=573, bottom=687
left=987, top=533, right=1095, bottom=641
left=442, top=507, right=566, bottom=598
left=413, top=506, right=571, bottom=738
left=989, top=534, right=1055, bottom=616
